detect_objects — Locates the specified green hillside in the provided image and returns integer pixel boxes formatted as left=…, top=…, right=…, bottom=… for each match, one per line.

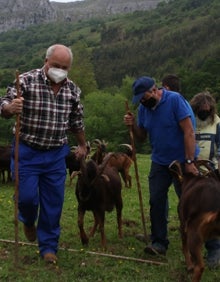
left=0, top=0, right=219, bottom=147
left=0, top=0, right=219, bottom=97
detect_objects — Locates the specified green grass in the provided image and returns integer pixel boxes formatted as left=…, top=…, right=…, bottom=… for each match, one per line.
left=0, top=154, right=219, bottom=281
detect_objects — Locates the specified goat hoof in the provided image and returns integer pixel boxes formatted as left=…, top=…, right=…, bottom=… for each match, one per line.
left=81, top=239, right=89, bottom=246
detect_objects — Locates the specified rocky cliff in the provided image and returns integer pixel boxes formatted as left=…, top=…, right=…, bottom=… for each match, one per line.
left=0, top=0, right=56, bottom=33
left=0, top=0, right=165, bottom=33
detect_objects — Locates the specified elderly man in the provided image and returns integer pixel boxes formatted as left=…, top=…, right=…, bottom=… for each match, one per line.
left=0, top=44, right=87, bottom=263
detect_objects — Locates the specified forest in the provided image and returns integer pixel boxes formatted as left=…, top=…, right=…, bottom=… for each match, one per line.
left=0, top=0, right=219, bottom=150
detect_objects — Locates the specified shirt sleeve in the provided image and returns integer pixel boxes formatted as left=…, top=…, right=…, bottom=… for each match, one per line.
left=0, top=84, right=17, bottom=116
left=68, top=83, right=85, bottom=133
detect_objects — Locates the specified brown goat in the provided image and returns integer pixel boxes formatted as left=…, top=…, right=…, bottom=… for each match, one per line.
left=103, top=151, right=133, bottom=188
left=75, top=154, right=123, bottom=249
left=91, top=139, right=133, bottom=188
left=169, top=160, right=220, bottom=282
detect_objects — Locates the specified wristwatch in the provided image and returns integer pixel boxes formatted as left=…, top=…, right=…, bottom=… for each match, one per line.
left=185, top=159, right=194, bottom=164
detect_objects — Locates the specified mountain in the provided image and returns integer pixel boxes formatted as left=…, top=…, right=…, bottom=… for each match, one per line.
left=0, top=0, right=164, bottom=33
left=0, top=0, right=219, bottom=98
left=0, top=0, right=56, bottom=33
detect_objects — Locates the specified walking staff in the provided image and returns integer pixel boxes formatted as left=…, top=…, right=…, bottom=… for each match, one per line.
left=125, top=101, right=148, bottom=241
left=14, top=70, right=21, bottom=265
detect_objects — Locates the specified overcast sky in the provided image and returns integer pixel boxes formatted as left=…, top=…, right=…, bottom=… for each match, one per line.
left=50, top=0, right=84, bottom=2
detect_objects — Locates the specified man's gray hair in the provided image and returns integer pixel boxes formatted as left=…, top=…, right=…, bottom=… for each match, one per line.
left=46, top=44, right=73, bottom=64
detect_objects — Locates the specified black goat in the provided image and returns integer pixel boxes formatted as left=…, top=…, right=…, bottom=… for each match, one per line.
left=0, top=145, right=12, bottom=183
left=75, top=154, right=123, bottom=249
left=66, top=142, right=90, bottom=185
left=65, top=151, right=80, bottom=176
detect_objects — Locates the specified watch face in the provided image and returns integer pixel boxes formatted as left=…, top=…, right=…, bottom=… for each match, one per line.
left=186, top=159, right=192, bottom=164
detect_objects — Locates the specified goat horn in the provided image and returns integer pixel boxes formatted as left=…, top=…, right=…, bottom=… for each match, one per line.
left=195, top=159, right=216, bottom=176
left=102, top=140, right=108, bottom=146
left=169, top=160, right=183, bottom=183
left=119, top=144, right=133, bottom=151
left=86, top=141, right=91, bottom=148
left=92, top=139, right=102, bottom=145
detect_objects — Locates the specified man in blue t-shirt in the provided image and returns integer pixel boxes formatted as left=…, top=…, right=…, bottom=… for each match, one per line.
left=124, top=76, right=199, bottom=256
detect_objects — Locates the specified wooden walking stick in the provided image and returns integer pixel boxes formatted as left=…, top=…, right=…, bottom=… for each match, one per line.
left=125, top=101, right=148, bottom=241
left=14, top=70, right=21, bottom=266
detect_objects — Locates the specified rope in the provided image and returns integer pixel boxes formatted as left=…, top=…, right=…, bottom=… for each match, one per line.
left=0, top=238, right=167, bottom=266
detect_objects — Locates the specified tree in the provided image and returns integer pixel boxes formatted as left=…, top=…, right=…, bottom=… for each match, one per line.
left=68, top=42, right=97, bottom=98
left=83, top=90, right=129, bottom=149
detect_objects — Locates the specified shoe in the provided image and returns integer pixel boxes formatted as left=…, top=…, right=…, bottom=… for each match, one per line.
left=206, top=250, right=220, bottom=269
left=23, top=224, right=36, bottom=242
left=43, top=253, right=57, bottom=264
left=144, top=242, right=166, bottom=256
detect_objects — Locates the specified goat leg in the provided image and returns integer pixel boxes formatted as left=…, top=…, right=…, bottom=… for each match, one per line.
left=99, top=213, right=107, bottom=249
left=116, top=201, right=123, bottom=238
left=119, top=171, right=128, bottom=188
left=182, top=233, right=194, bottom=273
left=78, top=209, right=89, bottom=245
left=179, top=218, right=194, bottom=274
left=89, top=211, right=100, bottom=237
left=188, top=232, right=204, bottom=282
left=127, top=174, right=132, bottom=188
left=124, top=168, right=132, bottom=188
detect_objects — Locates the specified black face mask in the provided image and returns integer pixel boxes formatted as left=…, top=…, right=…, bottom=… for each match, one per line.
left=197, top=110, right=210, bottom=121
left=141, top=97, right=157, bottom=109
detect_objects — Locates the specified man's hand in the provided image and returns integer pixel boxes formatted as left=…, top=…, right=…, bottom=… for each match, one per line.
left=124, top=112, right=135, bottom=126
left=185, top=163, right=199, bottom=176
left=74, top=144, right=87, bottom=160
left=3, top=97, right=24, bottom=116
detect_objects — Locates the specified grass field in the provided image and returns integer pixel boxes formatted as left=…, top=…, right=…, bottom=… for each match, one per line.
left=0, top=154, right=219, bottom=281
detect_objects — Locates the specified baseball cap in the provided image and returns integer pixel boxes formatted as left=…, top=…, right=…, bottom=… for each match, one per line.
left=132, top=76, right=155, bottom=104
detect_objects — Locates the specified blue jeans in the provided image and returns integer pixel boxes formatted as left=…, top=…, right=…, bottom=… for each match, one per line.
left=148, top=161, right=181, bottom=249
left=11, top=142, right=69, bottom=256
left=205, top=239, right=220, bottom=255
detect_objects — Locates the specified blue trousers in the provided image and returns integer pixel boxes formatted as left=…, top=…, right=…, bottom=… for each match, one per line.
left=11, top=142, right=69, bottom=256
left=148, top=161, right=181, bottom=249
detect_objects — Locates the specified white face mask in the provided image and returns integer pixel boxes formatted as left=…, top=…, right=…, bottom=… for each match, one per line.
left=47, top=67, right=68, bottom=84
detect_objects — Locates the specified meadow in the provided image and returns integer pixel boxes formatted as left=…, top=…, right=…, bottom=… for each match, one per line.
left=0, top=154, right=219, bottom=281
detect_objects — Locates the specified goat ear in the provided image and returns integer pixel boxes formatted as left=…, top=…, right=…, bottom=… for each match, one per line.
left=169, top=160, right=183, bottom=182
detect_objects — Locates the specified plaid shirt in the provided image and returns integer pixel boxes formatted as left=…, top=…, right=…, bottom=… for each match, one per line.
left=0, top=68, right=84, bottom=148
